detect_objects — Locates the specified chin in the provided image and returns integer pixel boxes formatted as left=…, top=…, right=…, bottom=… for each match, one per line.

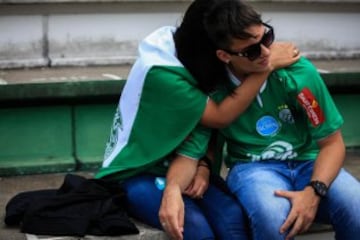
left=253, top=66, right=269, bottom=73
left=257, top=61, right=270, bottom=71
left=259, top=59, right=270, bottom=67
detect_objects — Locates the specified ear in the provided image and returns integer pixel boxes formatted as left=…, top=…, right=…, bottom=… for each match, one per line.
left=216, top=49, right=231, bottom=64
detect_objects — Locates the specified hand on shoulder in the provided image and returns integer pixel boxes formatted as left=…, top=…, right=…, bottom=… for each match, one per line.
left=270, top=42, right=301, bottom=70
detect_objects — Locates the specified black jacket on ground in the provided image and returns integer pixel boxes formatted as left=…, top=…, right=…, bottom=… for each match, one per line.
left=4, top=174, right=139, bottom=236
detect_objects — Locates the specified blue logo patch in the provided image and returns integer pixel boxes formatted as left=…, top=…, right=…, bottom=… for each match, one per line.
left=256, top=115, right=280, bottom=136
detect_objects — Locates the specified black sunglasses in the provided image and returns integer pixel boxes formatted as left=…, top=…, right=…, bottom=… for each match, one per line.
left=224, top=23, right=274, bottom=61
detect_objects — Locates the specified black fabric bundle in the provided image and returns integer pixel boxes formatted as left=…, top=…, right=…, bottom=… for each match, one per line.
left=4, top=174, right=139, bottom=236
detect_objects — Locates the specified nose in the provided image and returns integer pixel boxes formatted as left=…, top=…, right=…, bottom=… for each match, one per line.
left=260, top=44, right=271, bottom=58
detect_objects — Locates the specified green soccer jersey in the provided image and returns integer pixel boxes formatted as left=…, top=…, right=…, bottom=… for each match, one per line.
left=209, top=57, right=343, bottom=168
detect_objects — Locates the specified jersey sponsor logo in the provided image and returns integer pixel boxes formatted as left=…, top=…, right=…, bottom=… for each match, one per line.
left=297, top=88, right=324, bottom=126
left=246, top=141, right=298, bottom=161
left=256, top=115, right=280, bottom=136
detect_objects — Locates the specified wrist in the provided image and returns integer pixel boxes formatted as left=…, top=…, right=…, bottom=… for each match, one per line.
left=197, top=163, right=211, bottom=177
left=198, top=163, right=210, bottom=171
left=199, top=156, right=212, bottom=171
left=306, top=180, right=328, bottom=198
left=164, top=181, right=182, bottom=193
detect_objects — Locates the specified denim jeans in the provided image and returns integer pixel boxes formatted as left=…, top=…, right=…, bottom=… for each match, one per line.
left=122, top=174, right=250, bottom=240
left=226, top=160, right=360, bottom=240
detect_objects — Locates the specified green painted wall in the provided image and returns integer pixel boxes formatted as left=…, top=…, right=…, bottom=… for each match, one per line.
left=74, top=104, right=116, bottom=170
left=0, top=106, right=74, bottom=175
left=0, top=75, right=359, bottom=176
left=333, top=94, right=360, bottom=147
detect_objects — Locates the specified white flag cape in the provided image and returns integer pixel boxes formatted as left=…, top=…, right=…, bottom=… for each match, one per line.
left=96, top=26, right=207, bottom=180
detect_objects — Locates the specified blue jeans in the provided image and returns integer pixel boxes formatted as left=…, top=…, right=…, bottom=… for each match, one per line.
left=122, top=174, right=250, bottom=240
left=226, top=160, right=360, bottom=240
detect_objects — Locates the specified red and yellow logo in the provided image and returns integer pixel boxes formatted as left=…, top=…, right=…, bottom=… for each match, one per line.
left=297, top=88, right=324, bottom=127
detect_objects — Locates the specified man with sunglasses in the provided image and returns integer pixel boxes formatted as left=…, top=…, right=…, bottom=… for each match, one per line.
left=163, top=0, right=360, bottom=239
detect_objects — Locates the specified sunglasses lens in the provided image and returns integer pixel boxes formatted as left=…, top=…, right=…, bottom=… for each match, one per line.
left=246, top=28, right=274, bottom=61
left=262, top=29, right=274, bottom=47
left=246, top=45, right=262, bottom=61
left=226, top=25, right=274, bottom=61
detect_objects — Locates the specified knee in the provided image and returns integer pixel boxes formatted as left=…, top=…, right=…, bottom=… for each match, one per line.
left=327, top=179, right=360, bottom=226
left=183, top=208, right=214, bottom=239
left=247, top=195, right=289, bottom=222
left=183, top=218, right=214, bottom=239
left=246, top=197, right=290, bottom=239
left=249, top=209, right=288, bottom=240
left=123, top=175, right=158, bottom=201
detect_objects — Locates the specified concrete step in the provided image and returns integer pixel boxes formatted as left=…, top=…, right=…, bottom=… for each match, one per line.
left=3, top=151, right=360, bottom=240
left=25, top=220, right=168, bottom=240
left=0, top=172, right=168, bottom=240
left=0, top=59, right=360, bottom=86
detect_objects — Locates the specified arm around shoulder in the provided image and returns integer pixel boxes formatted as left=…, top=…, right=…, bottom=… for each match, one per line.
left=200, top=42, right=300, bottom=128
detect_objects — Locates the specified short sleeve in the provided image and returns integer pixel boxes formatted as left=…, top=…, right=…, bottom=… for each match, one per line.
left=283, top=57, right=344, bottom=140
left=176, top=124, right=212, bottom=160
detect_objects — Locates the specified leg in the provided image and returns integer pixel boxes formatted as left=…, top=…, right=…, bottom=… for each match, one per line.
left=227, top=162, right=292, bottom=240
left=182, top=196, right=215, bottom=239
left=121, top=175, right=163, bottom=228
left=317, top=169, right=360, bottom=240
left=198, top=175, right=250, bottom=240
left=294, top=162, right=360, bottom=239
left=122, top=174, right=215, bottom=239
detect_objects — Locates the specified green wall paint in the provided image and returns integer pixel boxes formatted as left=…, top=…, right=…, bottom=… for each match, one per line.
left=0, top=76, right=358, bottom=176
left=0, top=106, right=74, bottom=175
left=74, top=104, right=116, bottom=170
left=333, top=94, right=360, bottom=147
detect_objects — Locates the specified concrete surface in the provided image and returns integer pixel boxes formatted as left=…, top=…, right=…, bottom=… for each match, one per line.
left=0, top=171, right=168, bottom=240
left=0, top=59, right=360, bottom=85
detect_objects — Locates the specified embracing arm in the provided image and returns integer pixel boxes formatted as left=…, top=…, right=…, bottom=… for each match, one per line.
left=159, top=155, right=198, bottom=240
left=159, top=128, right=220, bottom=239
left=201, top=70, right=270, bottom=128
left=201, top=42, right=300, bottom=128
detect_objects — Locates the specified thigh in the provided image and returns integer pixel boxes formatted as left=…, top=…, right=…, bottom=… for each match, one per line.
left=198, top=175, right=250, bottom=240
left=122, top=174, right=215, bottom=240
left=182, top=196, right=215, bottom=240
left=122, top=175, right=163, bottom=228
left=227, top=163, right=292, bottom=240
left=317, top=169, right=360, bottom=239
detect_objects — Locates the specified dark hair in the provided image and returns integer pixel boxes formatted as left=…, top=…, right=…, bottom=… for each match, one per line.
left=204, top=0, right=262, bottom=50
left=174, top=0, right=226, bottom=93
left=174, top=0, right=262, bottom=93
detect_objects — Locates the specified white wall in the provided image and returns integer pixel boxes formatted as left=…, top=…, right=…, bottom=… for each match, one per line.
left=263, top=12, right=360, bottom=58
left=0, top=0, right=359, bottom=69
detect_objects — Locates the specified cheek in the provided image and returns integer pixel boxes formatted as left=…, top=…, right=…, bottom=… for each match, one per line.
left=231, top=57, right=270, bottom=75
left=233, top=60, right=258, bottom=73
left=232, top=59, right=251, bottom=70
